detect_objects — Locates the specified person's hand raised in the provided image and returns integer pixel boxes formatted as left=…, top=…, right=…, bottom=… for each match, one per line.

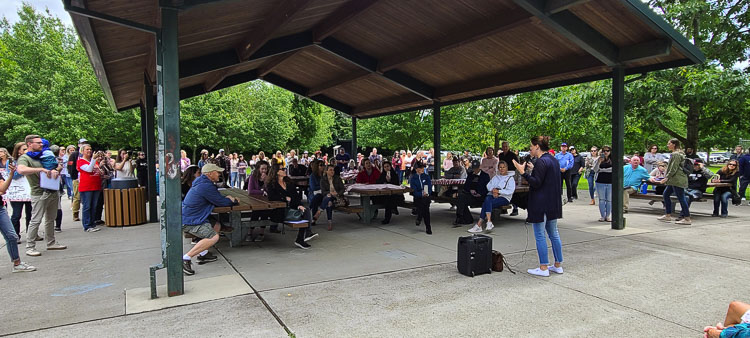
left=512, top=159, right=524, bottom=174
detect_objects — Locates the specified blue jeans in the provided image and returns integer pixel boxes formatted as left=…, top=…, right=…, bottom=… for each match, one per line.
left=586, top=173, right=596, bottom=199
left=595, top=183, right=612, bottom=218
left=230, top=172, right=238, bottom=188
left=532, top=216, right=563, bottom=266
left=80, top=190, right=100, bottom=230
left=713, top=191, right=731, bottom=216
left=63, top=175, right=73, bottom=198
left=479, top=196, right=510, bottom=220
left=0, top=207, right=20, bottom=262
left=396, top=169, right=403, bottom=184
left=320, top=195, right=336, bottom=221
left=663, top=185, right=690, bottom=217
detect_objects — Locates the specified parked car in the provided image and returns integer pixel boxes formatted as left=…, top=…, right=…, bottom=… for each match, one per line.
left=709, top=153, right=727, bottom=164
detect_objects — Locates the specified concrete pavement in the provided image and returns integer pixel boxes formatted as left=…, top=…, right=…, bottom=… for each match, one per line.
left=1, top=193, right=748, bottom=337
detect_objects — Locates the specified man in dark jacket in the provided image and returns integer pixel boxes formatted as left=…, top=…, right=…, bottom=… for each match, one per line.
left=216, top=149, right=230, bottom=187
left=737, top=151, right=750, bottom=205
left=454, top=160, right=490, bottom=226
left=686, top=159, right=713, bottom=205
left=181, top=163, right=237, bottom=275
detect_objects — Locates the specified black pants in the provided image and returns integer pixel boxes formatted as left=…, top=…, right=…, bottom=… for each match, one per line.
left=95, top=188, right=105, bottom=221
left=293, top=208, right=314, bottom=243
left=10, top=201, right=32, bottom=236
left=569, top=173, right=581, bottom=199
left=414, top=196, right=431, bottom=231
left=561, top=170, right=573, bottom=200
left=381, top=194, right=402, bottom=222
left=456, top=191, right=483, bottom=224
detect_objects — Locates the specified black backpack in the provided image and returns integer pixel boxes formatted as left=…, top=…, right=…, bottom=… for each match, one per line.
left=680, top=157, right=694, bottom=175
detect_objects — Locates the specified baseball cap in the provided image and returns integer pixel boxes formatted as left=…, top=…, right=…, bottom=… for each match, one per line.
left=218, top=149, right=225, bottom=153
left=471, top=160, right=481, bottom=169
left=304, top=151, right=308, bottom=154
left=78, top=138, right=87, bottom=144
left=694, top=158, right=704, bottom=164
left=561, top=142, right=568, bottom=146
left=569, top=146, right=575, bottom=150
left=201, top=163, right=223, bottom=174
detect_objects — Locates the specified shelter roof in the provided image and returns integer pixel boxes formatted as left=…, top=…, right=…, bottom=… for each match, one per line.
left=69, top=0, right=704, bottom=117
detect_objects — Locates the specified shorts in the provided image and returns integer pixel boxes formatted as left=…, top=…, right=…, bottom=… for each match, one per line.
left=182, top=216, right=218, bottom=239
left=742, top=310, right=750, bottom=324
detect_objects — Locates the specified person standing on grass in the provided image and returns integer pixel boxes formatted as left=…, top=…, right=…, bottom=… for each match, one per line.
left=16, top=135, right=67, bottom=256
left=658, top=138, right=691, bottom=224
left=0, top=162, right=37, bottom=275
left=594, top=145, right=613, bottom=222
left=513, top=136, right=563, bottom=277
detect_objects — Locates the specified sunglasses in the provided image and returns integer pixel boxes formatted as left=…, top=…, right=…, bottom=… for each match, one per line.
left=602, top=149, right=611, bottom=152
left=728, top=163, right=737, bottom=166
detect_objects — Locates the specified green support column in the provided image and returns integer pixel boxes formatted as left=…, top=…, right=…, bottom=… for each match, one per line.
left=611, top=67, right=625, bottom=230
left=143, top=76, right=158, bottom=223
left=433, top=104, right=441, bottom=179
left=351, top=116, right=357, bottom=158
left=157, top=7, right=184, bottom=296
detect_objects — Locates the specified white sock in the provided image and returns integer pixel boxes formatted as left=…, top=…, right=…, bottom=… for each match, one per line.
left=199, top=250, right=208, bottom=256
left=183, top=254, right=191, bottom=261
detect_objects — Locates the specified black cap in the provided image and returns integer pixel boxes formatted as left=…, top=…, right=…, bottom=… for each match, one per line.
left=694, top=158, right=704, bottom=164
left=471, top=160, right=481, bottom=168
left=414, top=162, right=425, bottom=169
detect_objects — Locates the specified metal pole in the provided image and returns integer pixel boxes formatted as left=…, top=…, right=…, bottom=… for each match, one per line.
left=611, top=67, right=625, bottom=230
left=157, top=7, right=184, bottom=296
left=351, top=116, right=357, bottom=158
left=433, top=104, right=441, bottom=179
left=144, top=77, right=158, bottom=223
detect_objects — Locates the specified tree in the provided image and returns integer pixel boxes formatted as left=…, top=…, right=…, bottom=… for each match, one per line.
left=356, top=110, right=433, bottom=151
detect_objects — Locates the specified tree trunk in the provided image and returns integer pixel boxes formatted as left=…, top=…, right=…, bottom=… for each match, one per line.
left=685, top=102, right=700, bottom=151
left=494, top=131, right=500, bottom=152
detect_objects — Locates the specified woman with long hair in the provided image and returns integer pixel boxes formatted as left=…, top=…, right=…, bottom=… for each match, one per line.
left=9, top=142, right=33, bottom=239
left=0, top=161, right=36, bottom=272
left=180, top=165, right=201, bottom=199
left=180, top=149, right=191, bottom=172
left=659, top=138, right=691, bottom=224
left=480, top=146, right=499, bottom=178
left=245, top=160, right=270, bottom=242
left=114, top=148, right=134, bottom=178
left=593, top=145, right=613, bottom=221
left=265, top=164, right=316, bottom=249
left=512, top=136, right=563, bottom=277
left=319, top=165, right=347, bottom=230
left=712, top=160, right=740, bottom=218
left=308, top=159, right=325, bottom=221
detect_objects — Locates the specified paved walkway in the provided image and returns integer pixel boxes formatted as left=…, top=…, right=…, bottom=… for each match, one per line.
left=1, top=193, right=748, bottom=337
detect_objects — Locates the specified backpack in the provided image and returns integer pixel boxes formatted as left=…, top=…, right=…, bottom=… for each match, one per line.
left=681, top=157, right=694, bottom=175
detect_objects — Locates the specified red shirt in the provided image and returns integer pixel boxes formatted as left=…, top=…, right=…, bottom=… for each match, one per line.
left=77, top=157, right=101, bottom=192
left=356, top=168, right=380, bottom=184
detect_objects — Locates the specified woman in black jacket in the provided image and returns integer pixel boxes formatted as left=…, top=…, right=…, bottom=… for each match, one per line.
left=513, top=136, right=563, bottom=277
left=265, top=164, right=316, bottom=249
left=376, top=161, right=402, bottom=224
left=712, top=160, right=741, bottom=218
left=319, top=165, right=347, bottom=230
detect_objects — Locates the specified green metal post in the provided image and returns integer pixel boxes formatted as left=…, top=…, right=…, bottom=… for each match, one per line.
left=433, top=104, right=441, bottom=179
left=143, top=76, right=158, bottom=223
left=351, top=117, right=357, bottom=157
left=611, top=67, right=625, bottom=230
left=157, top=7, right=184, bottom=296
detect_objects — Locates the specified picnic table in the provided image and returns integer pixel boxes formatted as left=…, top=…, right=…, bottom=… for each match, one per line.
left=345, top=183, right=412, bottom=224
left=214, top=188, right=287, bottom=247
left=288, top=175, right=309, bottom=187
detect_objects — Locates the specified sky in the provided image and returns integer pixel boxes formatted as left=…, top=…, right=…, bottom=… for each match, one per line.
left=1, top=1, right=73, bottom=27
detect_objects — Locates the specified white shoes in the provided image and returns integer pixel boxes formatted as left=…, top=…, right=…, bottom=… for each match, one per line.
left=13, top=262, right=36, bottom=273
left=485, top=222, right=494, bottom=232
left=467, top=225, right=483, bottom=233
left=548, top=266, right=563, bottom=274
left=527, top=268, right=550, bottom=277
left=657, top=214, right=671, bottom=222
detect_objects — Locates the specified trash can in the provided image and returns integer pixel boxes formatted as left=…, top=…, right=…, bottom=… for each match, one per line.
left=103, top=187, right=147, bottom=226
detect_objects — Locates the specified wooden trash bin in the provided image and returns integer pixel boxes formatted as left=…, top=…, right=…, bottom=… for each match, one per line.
left=103, top=187, right=147, bottom=227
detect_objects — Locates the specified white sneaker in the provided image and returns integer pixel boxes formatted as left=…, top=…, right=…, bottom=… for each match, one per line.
left=548, top=266, right=563, bottom=274
left=12, top=262, right=36, bottom=273
left=449, top=205, right=456, bottom=211
left=467, top=225, right=483, bottom=233
left=26, top=248, right=41, bottom=257
left=485, top=222, right=494, bottom=232
left=85, top=227, right=101, bottom=233
left=656, top=215, right=671, bottom=222
left=527, top=267, right=550, bottom=277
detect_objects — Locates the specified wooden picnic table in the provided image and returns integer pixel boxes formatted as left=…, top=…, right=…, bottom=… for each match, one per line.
left=345, top=183, right=413, bottom=224
left=214, top=188, right=286, bottom=247
left=288, top=175, right=309, bottom=187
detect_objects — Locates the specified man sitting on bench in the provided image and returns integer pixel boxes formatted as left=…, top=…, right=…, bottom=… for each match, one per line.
left=181, top=163, right=238, bottom=275
left=453, top=160, right=490, bottom=226
left=623, top=156, right=653, bottom=213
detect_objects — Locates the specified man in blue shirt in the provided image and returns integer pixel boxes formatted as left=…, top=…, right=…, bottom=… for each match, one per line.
left=555, top=143, right=574, bottom=202
left=335, top=147, right=350, bottom=172
left=623, top=157, right=653, bottom=212
left=181, top=163, right=238, bottom=275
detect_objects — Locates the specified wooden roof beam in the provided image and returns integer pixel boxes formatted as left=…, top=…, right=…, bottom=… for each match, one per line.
left=312, top=0, right=380, bottom=43
left=619, top=39, right=671, bottom=63
left=238, top=0, right=313, bottom=60
left=545, top=0, right=592, bottom=14
left=258, top=50, right=302, bottom=77
left=316, top=38, right=435, bottom=100
left=379, top=10, right=534, bottom=72
left=353, top=96, right=430, bottom=115
left=261, top=73, right=353, bottom=114
left=514, top=0, right=619, bottom=66
left=308, top=71, right=370, bottom=97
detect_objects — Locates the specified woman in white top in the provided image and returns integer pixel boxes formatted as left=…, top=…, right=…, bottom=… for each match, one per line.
left=229, top=153, right=239, bottom=188
left=114, top=149, right=134, bottom=178
left=468, top=160, right=515, bottom=233
left=180, top=150, right=191, bottom=172
left=443, top=152, right=454, bottom=171
left=480, top=146, right=499, bottom=178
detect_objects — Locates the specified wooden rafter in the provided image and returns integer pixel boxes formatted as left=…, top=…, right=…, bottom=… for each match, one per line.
left=312, top=0, right=380, bottom=42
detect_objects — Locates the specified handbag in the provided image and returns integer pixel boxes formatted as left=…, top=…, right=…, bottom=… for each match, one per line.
left=332, top=195, right=349, bottom=207
left=491, top=250, right=515, bottom=274
left=284, top=208, right=303, bottom=221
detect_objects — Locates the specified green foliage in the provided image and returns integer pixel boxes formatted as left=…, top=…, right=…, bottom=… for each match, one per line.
left=356, top=110, right=433, bottom=151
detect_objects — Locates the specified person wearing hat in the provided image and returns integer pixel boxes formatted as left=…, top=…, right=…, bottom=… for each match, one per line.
left=180, top=163, right=238, bottom=275
left=454, top=160, right=490, bottom=226
left=555, top=142, right=574, bottom=203
left=409, top=162, right=433, bottom=234
left=685, top=158, right=714, bottom=206
left=568, top=146, right=585, bottom=201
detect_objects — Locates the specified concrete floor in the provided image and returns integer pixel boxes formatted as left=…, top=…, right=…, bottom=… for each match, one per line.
left=1, top=193, right=748, bottom=337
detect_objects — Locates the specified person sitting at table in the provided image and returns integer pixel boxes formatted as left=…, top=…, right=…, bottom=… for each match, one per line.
left=622, top=156, right=652, bottom=213
left=712, top=160, right=741, bottom=218
left=246, top=160, right=270, bottom=241
left=454, top=160, right=490, bottom=226
left=480, top=146, right=499, bottom=178
left=686, top=158, right=714, bottom=205
left=288, top=158, right=307, bottom=177
left=308, top=160, right=325, bottom=222
left=468, top=160, right=515, bottom=233
left=376, top=161, right=402, bottom=224
left=266, top=164, right=317, bottom=249
left=649, top=161, right=668, bottom=195
left=409, top=162, right=433, bottom=234
left=444, top=157, right=467, bottom=179
left=319, top=165, right=347, bottom=231
left=356, top=158, right=380, bottom=184
left=181, top=163, right=238, bottom=276
left=347, top=159, right=357, bottom=172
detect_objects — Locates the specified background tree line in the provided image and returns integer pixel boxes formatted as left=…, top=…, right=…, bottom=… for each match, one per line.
left=1, top=2, right=749, bottom=162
